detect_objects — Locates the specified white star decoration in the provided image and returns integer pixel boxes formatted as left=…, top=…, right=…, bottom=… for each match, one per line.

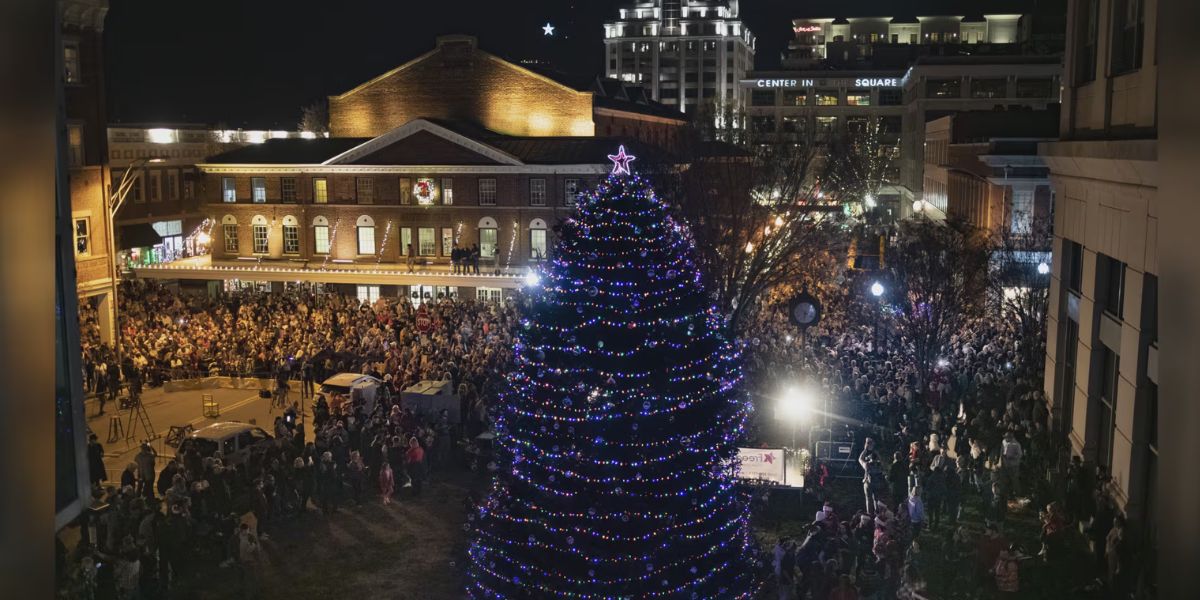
left=607, top=145, right=636, bottom=175
left=542, top=23, right=555, bottom=36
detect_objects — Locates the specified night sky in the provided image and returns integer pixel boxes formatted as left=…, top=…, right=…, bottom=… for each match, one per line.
left=104, top=0, right=1033, bottom=127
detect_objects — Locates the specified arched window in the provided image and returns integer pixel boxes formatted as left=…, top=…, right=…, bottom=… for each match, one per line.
left=356, top=215, right=376, bottom=255
left=221, top=214, right=238, bottom=253
left=251, top=215, right=268, bottom=254
left=529, top=218, right=548, bottom=260
left=312, top=216, right=330, bottom=254
left=282, top=215, right=299, bottom=254
left=477, top=217, right=498, bottom=259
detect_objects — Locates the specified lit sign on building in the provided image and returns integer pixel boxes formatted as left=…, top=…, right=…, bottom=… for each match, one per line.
left=756, top=79, right=814, bottom=88
left=793, top=25, right=822, bottom=33
left=854, top=77, right=900, bottom=87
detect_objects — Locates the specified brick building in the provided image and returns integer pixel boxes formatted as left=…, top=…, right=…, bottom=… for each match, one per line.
left=62, top=0, right=115, bottom=342
left=329, top=35, right=686, bottom=150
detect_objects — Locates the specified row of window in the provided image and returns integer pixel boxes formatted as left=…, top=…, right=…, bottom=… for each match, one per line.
left=111, top=148, right=208, bottom=160
left=1076, top=0, right=1146, bottom=83
left=221, top=176, right=583, bottom=207
left=924, top=77, right=1055, bottom=99
left=221, top=218, right=549, bottom=260
left=122, top=168, right=194, bottom=203
left=751, top=89, right=901, bottom=107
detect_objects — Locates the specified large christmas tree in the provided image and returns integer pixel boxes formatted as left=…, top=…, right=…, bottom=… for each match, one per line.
left=466, top=147, right=759, bottom=599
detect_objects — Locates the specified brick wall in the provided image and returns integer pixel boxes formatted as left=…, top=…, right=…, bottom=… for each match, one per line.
left=329, top=36, right=595, bottom=138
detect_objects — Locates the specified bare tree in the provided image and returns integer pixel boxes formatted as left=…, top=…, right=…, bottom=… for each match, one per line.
left=299, top=100, right=329, bottom=134
left=987, top=216, right=1053, bottom=372
left=886, top=217, right=991, bottom=392
left=642, top=111, right=846, bottom=334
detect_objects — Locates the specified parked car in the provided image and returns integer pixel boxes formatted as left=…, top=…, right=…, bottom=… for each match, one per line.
left=178, top=422, right=272, bottom=466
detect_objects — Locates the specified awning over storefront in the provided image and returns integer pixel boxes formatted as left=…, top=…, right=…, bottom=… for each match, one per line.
left=118, top=223, right=162, bottom=250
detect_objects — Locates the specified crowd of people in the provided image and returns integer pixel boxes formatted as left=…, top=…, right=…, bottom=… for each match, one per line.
left=62, top=282, right=519, bottom=599
left=742, top=273, right=1134, bottom=599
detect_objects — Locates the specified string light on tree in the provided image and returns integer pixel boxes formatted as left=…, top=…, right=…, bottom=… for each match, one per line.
left=377, top=220, right=393, bottom=264
left=465, top=146, right=759, bottom=598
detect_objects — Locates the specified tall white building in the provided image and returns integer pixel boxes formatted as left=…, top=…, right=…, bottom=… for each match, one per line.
left=603, top=1, right=755, bottom=113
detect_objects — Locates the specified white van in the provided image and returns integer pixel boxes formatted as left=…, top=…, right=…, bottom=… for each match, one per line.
left=316, top=373, right=384, bottom=414
left=179, top=422, right=273, bottom=466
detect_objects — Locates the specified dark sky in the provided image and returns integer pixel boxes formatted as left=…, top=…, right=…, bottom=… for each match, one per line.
left=104, top=1, right=1031, bottom=127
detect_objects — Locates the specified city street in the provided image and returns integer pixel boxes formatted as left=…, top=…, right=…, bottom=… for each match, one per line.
left=84, top=384, right=295, bottom=484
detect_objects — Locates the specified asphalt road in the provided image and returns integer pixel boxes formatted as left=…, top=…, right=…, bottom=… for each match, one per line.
left=84, top=384, right=304, bottom=485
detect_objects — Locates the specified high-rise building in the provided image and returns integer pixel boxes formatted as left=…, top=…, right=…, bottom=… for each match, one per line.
left=1041, top=0, right=1156, bottom=587
left=603, top=1, right=755, bottom=113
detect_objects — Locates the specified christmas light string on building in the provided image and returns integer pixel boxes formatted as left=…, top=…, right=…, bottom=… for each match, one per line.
left=504, top=219, right=518, bottom=273
left=466, top=148, right=759, bottom=598
left=377, top=220, right=393, bottom=264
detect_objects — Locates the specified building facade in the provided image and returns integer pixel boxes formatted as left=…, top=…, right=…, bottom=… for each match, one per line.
left=900, top=56, right=1062, bottom=215
left=169, top=119, right=615, bottom=303
left=107, top=125, right=315, bottom=269
left=62, top=0, right=116, bottom=344
left=1041, top=0, right=1157, bottom=558
left=603, top=1, right=755, bottom=113
left=922, top=109, right=1057, bottom=232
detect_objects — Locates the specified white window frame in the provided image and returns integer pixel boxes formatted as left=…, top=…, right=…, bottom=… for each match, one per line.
left=283, top=224, right=300, bottom=254
left=530, top=228, right=547, bottom=260
left=442, top=178, right=454, bottom=205
left=564, top=178, right=580, bottom=207
left=442, top=227, right=454, bottom=256
left=530, top=178, right=547, bottom=206
left=478, top=178, right=497, bottom=205
left=148, top=170, right=161, bottom=202
left=356, top=285, right=381, bottom=304
left=222, top=177, right=237, bottom=202
left=476, top=287, right=503, bottom=303
left=400, top=227, right=412, bottom=256
left=479, top=227, right=498, bottom=258
left=63, top=41, right=81, bottom=84
left=251, top=177, right=267, bottom=203
left=73, top=217, right=91, bottom=257
left=357, top=225, right=376, bottom=255
left=313, top=224, right=330, bottom=254
left=281, top=177, right=297, bottom=202
left=418, top=227, right=436, bottom=256
left=252, top=224, right=269, bottom=254
left=223, top=223, right=239, bottom=253
left=356, top=177, right=375, bottom=204
left=313, top=178, right=328, bottom=203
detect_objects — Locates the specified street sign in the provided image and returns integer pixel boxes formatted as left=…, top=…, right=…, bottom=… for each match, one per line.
left=415, top=303, right=433, bottom=333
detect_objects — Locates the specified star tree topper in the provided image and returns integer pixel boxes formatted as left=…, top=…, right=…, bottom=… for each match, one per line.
left=607, top=145, right=637, bottom=175
left=542, top=22, right=555, bottom=36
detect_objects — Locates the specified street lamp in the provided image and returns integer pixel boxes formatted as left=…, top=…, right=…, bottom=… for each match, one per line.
left=869, top=281, right=885, bottom=351
left=107, top=156, right=165, bottom=362
left=870, top=281, right=885, bottom=297
left=1037, top=261, right=1050, bottom=275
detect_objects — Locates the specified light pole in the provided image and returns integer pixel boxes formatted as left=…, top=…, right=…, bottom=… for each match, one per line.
left=107, top=157, right=164, bottom=362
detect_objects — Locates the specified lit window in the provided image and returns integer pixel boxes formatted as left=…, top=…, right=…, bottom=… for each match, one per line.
left=73, top=217, right=90, bottom=256
left=313, top=225, right=330, bottom=254
left=63, top=42, right=80, bottom=83
left=476, top=287, right=502, bottom=302
left=251, top=177, right=266, bottom=203
left=846, top=91, right=871, bottom=106
left=356, top=285, right=380, bottom=304
left=357, top=224, right=375, bottom=254
left=815, top=91, right=839, bottom=105
left=283, top=224, right=299, bottom=254
left=531, top=228, right=547, bottom=260
left=312, top=178, right=328, bottom=203
left=281, top=177, right=296, bottom=202
left=442, top=178, right=454, bottom=205
left=223, top=223, right=238, bottom=252
left=530, top=178, right=546, bottom=206
left=815, top=116, right=837, bottom=139
left=442, top=227, right=454, bottom=256
left=356, top=177, right=374, bottom=204
left=479, top=227, right=497, bottom=258
left=418, top=227, right=436, bottom=256
left=400, top=228, right=412, bottom=256
left=478, top=178, right=497, bottom=205
left=252, top=224, right=268, bottom=253
left=67, top=125, right=83, bottom=166
left=222, top=178, right=237, bottom=202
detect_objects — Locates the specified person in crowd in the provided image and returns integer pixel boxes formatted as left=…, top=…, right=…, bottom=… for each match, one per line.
left=87, top=433, right=107, bottom=490
left=405, top=436, right=426, bottom=497
left=993, top=544, right=1021, bottom=597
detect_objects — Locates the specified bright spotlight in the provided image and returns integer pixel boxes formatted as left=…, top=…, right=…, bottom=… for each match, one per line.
left=937, top=358, right=949, bottom=368
left=195, top=231, right=212, bottom=245
left=870, top=281, right=884, bottom=297
left=864, top=194, right=876, bottom=208
left=1037, top=261, right=1050, bottom=275
left=524, top=271, right=541, bottom=287
left=779, top=386, right=814, bottom=421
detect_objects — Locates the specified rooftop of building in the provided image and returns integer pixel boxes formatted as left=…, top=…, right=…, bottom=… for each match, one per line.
left=787, top=0, right=1036, bottom=20
left=202, top=118, right=678, bottom=166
